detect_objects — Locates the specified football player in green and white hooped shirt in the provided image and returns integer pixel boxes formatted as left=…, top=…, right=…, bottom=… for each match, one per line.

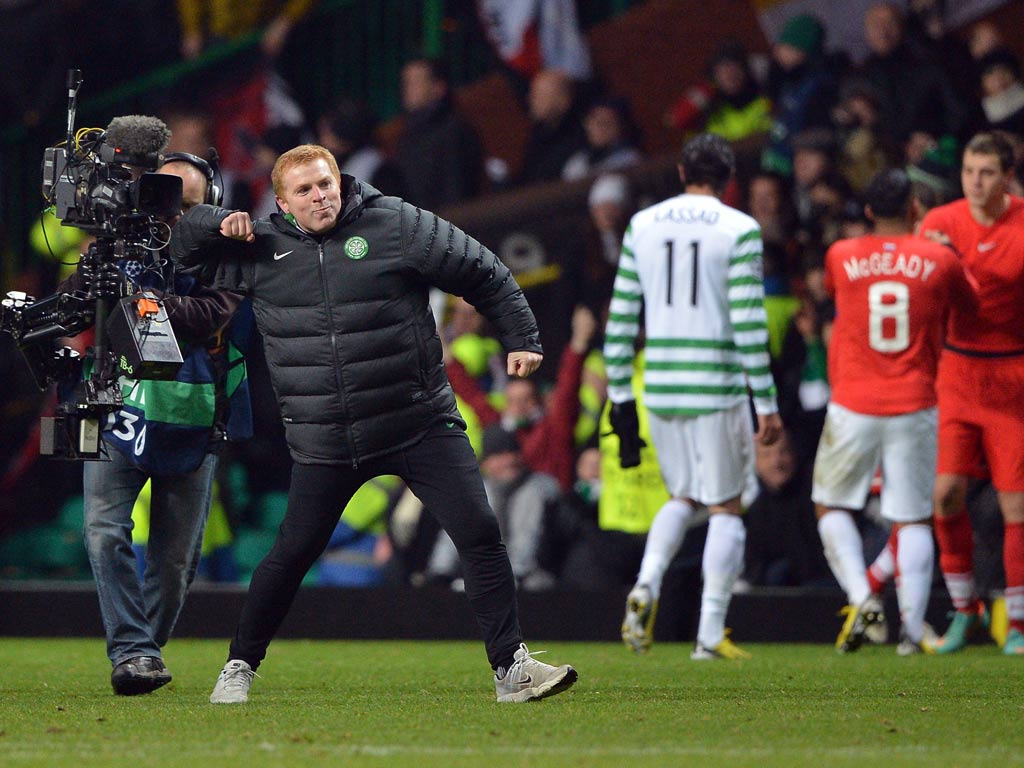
left=605, top=133, right=782, bottom=659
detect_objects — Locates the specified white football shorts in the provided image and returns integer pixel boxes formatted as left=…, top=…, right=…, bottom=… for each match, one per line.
left=812, top=402, right=937, bottom=523
left=648, top=402, right=753, bottom=506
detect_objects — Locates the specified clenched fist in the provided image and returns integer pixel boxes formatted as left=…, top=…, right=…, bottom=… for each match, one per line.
left=220, top=211, right=255, bottom=242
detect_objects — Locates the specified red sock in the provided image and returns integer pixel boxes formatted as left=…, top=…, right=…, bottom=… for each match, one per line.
left=1004, top=522, right=1024, bottom=633
left=935, top=511, right=973, bottom=575
left=867, top=528, right=898, bottom=594
left=935, top=511, right=977, bottom=611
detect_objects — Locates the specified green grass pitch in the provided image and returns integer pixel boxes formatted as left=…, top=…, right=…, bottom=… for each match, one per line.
left=1, top=638, right=1021, bottom=767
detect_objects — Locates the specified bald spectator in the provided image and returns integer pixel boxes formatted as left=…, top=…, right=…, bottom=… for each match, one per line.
left=858, top=2, right=968, bottom=147
left=968, top=20, right=1003, bottom=62
left=517, top=69, right=587, bottom=186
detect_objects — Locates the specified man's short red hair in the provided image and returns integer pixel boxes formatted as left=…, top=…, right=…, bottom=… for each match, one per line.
left=271, top=144, right=341, bottom=197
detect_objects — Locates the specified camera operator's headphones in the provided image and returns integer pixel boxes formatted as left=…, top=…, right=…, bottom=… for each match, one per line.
left=161, top=150, right=223, bottom=207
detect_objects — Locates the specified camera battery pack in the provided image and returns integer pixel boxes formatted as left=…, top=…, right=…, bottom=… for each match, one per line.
left=105, top=293, right=183, bottom=380
left=39, top=415, right=101, bottom=460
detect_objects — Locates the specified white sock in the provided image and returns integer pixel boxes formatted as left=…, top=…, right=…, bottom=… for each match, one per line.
left=637, top=498, right=695, bottom=600
left=696, top=513, right=745, bottom=648
left=818, top=510, right=870, bottom=606
left=896, top=524, right=933, bottom=643
left=943, top=572, right=977, bottom=611
left=1006, top=587, right=1024, bottom=623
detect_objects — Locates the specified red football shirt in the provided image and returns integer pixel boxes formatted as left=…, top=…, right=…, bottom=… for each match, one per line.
left=919, top=196, right=1024, bottom=353
left=825, top=234, right=976, bottom=415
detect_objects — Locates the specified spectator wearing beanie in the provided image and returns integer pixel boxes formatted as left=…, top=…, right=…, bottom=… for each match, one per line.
left=763, top=13, right=841, bottom=176
left=779, top=14, right=824, bottom=59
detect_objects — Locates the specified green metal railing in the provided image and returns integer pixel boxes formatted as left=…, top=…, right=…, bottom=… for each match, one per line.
left=1, top=0, right=641, bottom=282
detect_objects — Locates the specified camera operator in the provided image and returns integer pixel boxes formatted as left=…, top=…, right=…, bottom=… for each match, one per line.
left=56, top=152, right=252, bottom=696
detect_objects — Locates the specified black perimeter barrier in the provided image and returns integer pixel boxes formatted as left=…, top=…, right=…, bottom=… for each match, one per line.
left=1, top=583, right=958, bottom=645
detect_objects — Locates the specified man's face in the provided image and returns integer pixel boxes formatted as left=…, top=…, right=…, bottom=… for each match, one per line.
left=773, top=43, right=806, bottom=71
left=275, top=158, right=343, bottom=234
left=712, top=60, right=746, bottom=96
left=575, top=447, right=600, bottom=483
left=450, top=298, right=483, bottom=336
left=961, top=150, right=1010, bottom=212
left=481, top=450, right=524, bottom=483
left=159, top=161, right=208, bottom=223
left=529, top=71, right=571, bottom=123
left=164, top=115, right=211, bottom=156
left=969, top=21, right=1001, bottom=60
left=401, top=62, right=444, bottom=112
left=584, top=106, right=623, bottom=149
left=590, top=201, right=625, bottom=232
left=504, top=379, right=540, bottom=423
left=316, top=117, right=349, bottom=157
left=982, top=65, right=1016, bottom=98
left=755, top=435, right=796, bottom=492
left=865, top=4, right=902, bottom=57
left=793, top=148, right=828, bottom=187
left=748, top=176, right=781, bottom=219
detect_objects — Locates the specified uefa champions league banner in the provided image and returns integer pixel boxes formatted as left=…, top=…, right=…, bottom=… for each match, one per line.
left=755, top=0, right=1009, bottom=63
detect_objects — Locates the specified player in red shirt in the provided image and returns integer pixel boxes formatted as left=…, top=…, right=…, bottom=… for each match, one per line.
left=920, top=132, right=1024, bottom=655
left=813, top=169, right=977, bottom=653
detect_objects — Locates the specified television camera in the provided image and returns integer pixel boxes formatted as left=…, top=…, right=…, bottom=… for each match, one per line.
left=1, top=70, right=187, bottom=460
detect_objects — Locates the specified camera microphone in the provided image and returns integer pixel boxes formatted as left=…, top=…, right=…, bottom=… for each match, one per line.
left=104, top=115, right=171, bottom=167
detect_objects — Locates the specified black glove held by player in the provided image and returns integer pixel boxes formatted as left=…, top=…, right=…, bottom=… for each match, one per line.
left=609, top=400, right=646, bottom=469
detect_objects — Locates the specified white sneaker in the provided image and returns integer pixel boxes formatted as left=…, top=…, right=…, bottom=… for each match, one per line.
left=494, top=643, right=578, bottom=703
left=210, top=659, right=255, bottom=704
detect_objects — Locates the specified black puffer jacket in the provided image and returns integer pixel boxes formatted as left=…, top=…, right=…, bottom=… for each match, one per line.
left=171, top=178, right=541, bottom=466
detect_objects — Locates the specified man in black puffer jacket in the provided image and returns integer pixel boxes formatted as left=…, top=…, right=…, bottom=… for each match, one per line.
left=171, top=144, right=577, bottom=704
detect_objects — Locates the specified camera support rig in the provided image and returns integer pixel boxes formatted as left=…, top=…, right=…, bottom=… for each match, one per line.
left=1, top=69, right=185, bottom=460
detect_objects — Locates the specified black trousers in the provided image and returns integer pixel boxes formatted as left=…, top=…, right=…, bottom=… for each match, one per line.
left=228, top=424, right=523, bottom=670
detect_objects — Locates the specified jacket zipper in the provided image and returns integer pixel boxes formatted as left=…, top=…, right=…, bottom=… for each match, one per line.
left=318, top=241, right=359, bottom=468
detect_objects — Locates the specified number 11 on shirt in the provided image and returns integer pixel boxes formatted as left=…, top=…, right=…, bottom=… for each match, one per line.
left=664, top=240, right=699, bottom=306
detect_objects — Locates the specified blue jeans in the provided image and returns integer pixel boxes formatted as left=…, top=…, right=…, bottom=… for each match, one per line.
left=83, top=449, right=218, bottom=665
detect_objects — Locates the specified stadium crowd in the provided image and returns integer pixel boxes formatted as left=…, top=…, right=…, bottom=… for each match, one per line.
left=1, top=0, right=1022, bottom=653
